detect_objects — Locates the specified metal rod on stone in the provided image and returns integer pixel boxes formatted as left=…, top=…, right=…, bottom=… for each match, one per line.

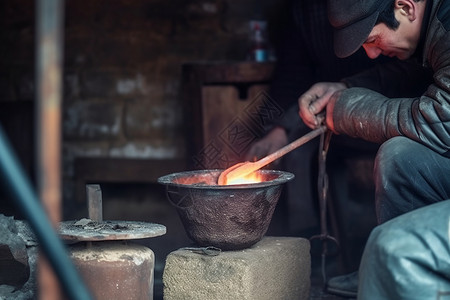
left=86, top=184, right=103, bottom=222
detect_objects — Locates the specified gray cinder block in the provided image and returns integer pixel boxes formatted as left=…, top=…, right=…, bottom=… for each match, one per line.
left=163, top=236, right=310, bottom=300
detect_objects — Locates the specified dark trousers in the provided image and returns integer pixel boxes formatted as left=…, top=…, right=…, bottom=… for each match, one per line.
left=358, top=199, right=450, bottom=299
left=374, top=136, right=450, bottom=224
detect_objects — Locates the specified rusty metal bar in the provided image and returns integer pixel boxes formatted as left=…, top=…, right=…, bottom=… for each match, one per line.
left=35, top=0, right=92, bottom=299
left=36, top=0, right=63, bottom=227
left=36, top=0, right=64, bottom=297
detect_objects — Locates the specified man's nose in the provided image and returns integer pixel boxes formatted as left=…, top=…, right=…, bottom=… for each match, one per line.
left=363, top=45, right=382, bottom=59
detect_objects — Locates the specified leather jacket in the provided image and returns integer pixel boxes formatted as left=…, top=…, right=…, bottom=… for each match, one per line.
left=333, top=0, right=450, bottom=158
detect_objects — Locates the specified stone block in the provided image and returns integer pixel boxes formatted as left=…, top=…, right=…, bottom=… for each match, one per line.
left=163, top=236, right=310, bottom=300
left=0, top=215, right=38, bottom=300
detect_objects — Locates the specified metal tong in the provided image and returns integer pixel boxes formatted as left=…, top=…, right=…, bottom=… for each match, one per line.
left=310, top=129, right=339, bottom=284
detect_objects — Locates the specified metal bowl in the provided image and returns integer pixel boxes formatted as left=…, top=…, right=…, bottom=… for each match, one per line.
left=157, top=169, right=294, bottom=250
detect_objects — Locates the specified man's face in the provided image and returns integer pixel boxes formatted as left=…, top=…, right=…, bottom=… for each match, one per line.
left=362, top=5, right=422, bottom=60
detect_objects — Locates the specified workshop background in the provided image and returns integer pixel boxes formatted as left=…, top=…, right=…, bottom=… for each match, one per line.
left=0, top=0, right=291, bottom=297
left=0, top=0, right=285, bottom=207
left=0, top=1, right=376, bottom=299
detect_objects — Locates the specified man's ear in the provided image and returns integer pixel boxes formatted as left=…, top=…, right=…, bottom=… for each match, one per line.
left=395, top=0, right=417, bottom=21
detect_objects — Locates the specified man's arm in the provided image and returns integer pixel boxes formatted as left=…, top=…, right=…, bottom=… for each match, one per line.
left=332, top=85, right=450, bottom=157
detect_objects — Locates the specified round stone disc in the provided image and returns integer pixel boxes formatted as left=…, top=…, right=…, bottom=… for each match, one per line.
left=59, top=219, right=166, bottom=242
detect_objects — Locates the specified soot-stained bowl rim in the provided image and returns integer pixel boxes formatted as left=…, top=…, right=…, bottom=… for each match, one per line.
left=157, top=169, right=295, bottom=190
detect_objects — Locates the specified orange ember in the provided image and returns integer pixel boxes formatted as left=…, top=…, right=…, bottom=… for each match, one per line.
left=223, top=171, right=264, bottom=185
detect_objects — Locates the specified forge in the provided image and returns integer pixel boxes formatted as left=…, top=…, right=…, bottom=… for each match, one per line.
left=158, top=169, right=294, bottom=250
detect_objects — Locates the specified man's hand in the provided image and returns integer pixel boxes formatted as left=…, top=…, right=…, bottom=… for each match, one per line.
left=298, top=82, right=346, bottom=131
left=245, top=126, right=288, bottom=166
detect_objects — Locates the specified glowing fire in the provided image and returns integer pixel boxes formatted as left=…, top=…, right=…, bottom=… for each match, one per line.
left=224, top=171, right=264, bottom=185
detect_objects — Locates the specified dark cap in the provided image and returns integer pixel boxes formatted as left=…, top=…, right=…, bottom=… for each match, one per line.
left=328, top=0, right=392, bottom=58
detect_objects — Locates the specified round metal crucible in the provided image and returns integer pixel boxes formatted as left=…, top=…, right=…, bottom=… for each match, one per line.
left=158, top=169, right=294, bottom=250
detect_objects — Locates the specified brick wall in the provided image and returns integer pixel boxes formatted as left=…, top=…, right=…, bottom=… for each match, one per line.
left=0, top=0, right=286, bottom=205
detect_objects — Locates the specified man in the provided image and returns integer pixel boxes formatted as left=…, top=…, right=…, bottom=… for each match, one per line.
left=298, top=0, right=450, bottom=297
left=246, top=0, right=384, bottom=238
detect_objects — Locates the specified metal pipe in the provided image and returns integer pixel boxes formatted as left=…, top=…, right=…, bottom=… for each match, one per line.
left=0, top=126, right=92, bottom=300
left=36, top=0, right=63, bottom=228
left=36, top=0, right=64, bottom=298
left=34, top=0, right=92, bottom=299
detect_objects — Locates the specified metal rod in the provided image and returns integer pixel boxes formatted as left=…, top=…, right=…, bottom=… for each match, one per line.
left=87, top=184, right=103, bottom=222
left=309, top=130, right=339, bottom=285
left=36, top=0, right=64, bottom=298
left=36, top=0, right=63, bottom=224
left=218, top=126, right=326, bottom=185
left=0, top=126, right=92, bottom=300
left=35, top=0, right=92, bottom=299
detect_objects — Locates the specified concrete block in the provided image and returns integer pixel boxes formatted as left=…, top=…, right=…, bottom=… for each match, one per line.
left=163, top=236, right=310, bottom=300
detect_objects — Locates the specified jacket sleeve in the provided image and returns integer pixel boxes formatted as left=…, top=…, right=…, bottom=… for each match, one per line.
left=333, top=85, right=450, bottom=157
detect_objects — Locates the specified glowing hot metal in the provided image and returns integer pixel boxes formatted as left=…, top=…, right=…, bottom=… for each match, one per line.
left=218, top=126, right=327, bottom=185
